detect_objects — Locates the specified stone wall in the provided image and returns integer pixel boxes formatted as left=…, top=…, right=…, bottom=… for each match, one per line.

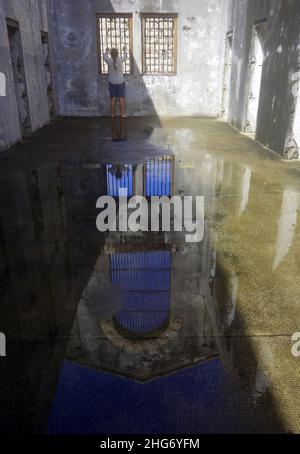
left=0, top=0, right=50, bottom=152
left=49, top=0, right=226, bottom=117
left=225, top=0, right=300, bottom=158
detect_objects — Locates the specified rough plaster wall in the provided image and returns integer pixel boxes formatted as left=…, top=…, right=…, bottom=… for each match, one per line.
left=257, top=1, right=300, bottom=157
left=0, top=0, right=20, bottom=151
left=226, top=0, right=300, bottom=157
left=50, top=0, right=225, bottom=117
left=0, top=0, right=50, bottom=152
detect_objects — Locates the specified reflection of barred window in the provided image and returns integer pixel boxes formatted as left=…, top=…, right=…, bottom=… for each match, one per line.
left=144, top=156, right=174, bottom=196
left=106, top=165, right=134, bottom=197
left=111, top=251, right=172, bottom=336
left=97, top=14, right=132, bottom=75
left=142, top=14, right=178, bottom=75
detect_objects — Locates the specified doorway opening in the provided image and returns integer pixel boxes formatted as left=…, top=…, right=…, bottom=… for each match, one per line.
left=285, top=53, right=300, bottom=159
left=6, top=19, right=31, bottom=136
left=221, top=31, right=233, bottom=120
left=245, top=20, right=267, bottom=134
left=41, top=31, right=55, bottom=118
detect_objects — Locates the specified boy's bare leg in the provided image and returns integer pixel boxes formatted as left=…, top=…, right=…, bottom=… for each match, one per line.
left=111, top=97, right=116, bottom=118
left=120, top=97, right=126, bottom=118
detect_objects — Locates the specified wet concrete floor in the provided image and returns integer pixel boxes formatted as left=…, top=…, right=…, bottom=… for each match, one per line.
left=0, top=117, right=300, bottom=433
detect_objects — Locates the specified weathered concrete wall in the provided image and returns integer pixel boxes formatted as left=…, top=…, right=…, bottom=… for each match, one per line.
left=50, top=0, right=226, bottom=117
left=225, top=0, right=300, bottom=157
left=0, top=0, right=50, bottom=152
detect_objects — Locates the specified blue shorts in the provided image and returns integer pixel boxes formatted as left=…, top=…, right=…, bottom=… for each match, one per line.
left=109, top=82, right=126, bottom=98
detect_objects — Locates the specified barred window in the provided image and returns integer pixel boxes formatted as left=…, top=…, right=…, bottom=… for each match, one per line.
left=144, top=156, right=174, bottom=196
left=142, top=14, right=178, bottom=75
left=97, top=13, right=132, bottom=75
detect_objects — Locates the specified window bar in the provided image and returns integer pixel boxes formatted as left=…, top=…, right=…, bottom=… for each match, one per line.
left=99, top=18, right=103, bottom=73
left=105, top=18, right=108, bottom=73
left=102, top=18, right=106, bottom=73
left=162, top=18, right=166, bottom=74
left=104, top=18, right=108, bottom=73
left=116, top=18, right=120, bottom=60
left=156, top=18, right=159, bottom=73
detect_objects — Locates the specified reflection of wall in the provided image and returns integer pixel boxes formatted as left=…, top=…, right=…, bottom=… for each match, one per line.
left=0, top=163, right=69, bottom=338
left=0, top=163, right=71, bottom=433
left=239, top=166, right=252, bottom=216
left=0, top=161, right=108, bottom=432
left=67, top=240, right=217, bottom=381
left=273, top=188, right=300, bottom=271
left=50, top=0, right=225, bottom=117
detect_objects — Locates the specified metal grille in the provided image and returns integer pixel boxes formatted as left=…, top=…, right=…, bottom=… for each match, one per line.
left=97, top=14, right=132, bottom=74
left=106, top=165, right=134, bottom=197
left=144, top=156, right=174, bottom=196
left=110, top=251, right=171, bottom=335
left=142, top=14, right=177, bottom=75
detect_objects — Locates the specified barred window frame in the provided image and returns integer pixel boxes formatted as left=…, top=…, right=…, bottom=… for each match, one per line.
left=96, top=13, right=133, bottom=75
left=141, top=13, right=178, bottom=76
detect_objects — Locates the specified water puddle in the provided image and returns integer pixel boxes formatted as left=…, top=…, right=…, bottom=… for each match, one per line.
left=0, top=119, right=298, bottom=433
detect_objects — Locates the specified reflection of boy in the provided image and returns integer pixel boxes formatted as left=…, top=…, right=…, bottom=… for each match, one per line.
left=112, top=118, right=126, bottom=141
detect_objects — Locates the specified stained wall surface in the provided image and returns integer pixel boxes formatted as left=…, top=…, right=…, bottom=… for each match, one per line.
left=0, top=0, right=50, bottom=152
left=49, top=0, right=226, bottom=117
left=225, top=0, right=300, bottom=158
